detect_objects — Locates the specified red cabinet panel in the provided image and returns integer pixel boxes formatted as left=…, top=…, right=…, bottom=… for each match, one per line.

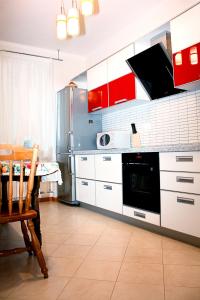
left=173, top=42, right=200, bottom=87
left=108, top=73, right=136, bottom=106
left=88, top=84, right=108, bottom=112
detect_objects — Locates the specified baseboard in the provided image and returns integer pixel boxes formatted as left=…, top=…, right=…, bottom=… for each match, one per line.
left=39, top=197, right=58, bottom=202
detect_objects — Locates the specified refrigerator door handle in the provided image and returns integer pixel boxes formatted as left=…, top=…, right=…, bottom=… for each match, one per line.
left=67, top=155, right=72, bottom=175
left=66, top=131, right=72, bottom=152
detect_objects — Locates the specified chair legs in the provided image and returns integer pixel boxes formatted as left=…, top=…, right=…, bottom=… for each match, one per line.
left=27, top=220, right=48, bottom=279
left=21, top=220, right=32, bottom=255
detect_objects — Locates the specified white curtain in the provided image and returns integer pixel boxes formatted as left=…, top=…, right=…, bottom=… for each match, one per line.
left=0, top=52, right=56, bottom=160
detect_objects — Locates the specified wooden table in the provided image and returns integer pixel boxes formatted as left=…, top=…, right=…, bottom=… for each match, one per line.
left=1, top=162, right=62, bottom=244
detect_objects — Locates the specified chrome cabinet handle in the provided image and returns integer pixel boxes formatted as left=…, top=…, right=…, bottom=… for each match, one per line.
left=114, top=99, right=127, bottom=104
left=81, top=157, right=87, bottom=161
left=81, top=181, right=88, bottom=186
left=176, top=176, right=194, bottom=183
left=134, top=211, right=146, bottom=219
left=176, top=156, right=193, bottom=162
left=92, top=106, right=102, bottom=111
left=103, top=185, right=112, bottom=190
left=177, top=196, right=194, bottom=205
left=103, top=156, right=111, bottom=161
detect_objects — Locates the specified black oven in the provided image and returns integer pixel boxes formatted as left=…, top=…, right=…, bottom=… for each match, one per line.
left=122, top=152, right=160, bottom=214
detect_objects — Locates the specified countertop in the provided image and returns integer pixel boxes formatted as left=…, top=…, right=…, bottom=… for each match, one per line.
left=73, top=143, right=200, bottom=155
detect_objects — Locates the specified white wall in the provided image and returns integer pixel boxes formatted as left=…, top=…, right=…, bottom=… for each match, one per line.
left=85, top=0, right=199, bottom=69
left=0, top=40, right=86, bottom=92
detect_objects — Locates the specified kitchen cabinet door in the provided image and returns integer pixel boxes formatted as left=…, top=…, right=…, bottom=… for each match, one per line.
left=87, top=61, right=108, bottom=112
left=76, top=178, right=96, bottom=205
left=170, top=3, right=200, bottom=90
left=75, top=155, right=95, bottom=179
left=95, top=154, right=122, bottom=183
left=107, top=45, right=136, bottom=106
left=96, top=181, right=122, bottom=214
left=161, top=190, right=200, bottom=238
left=170, top=4, right=200, bottom=53
left=172, top=42, right=200, bottom=89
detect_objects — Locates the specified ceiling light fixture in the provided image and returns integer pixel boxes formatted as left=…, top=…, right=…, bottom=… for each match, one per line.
left=56, top=0, right=67, bottom=40
left=56, top=0, right=94, bottom=39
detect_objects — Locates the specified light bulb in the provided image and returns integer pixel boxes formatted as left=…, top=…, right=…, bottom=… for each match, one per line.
left=190, top=46, right=198, bottom=65
left=57, top=14, right=67, bottom=40
left=81, top=0, right=93, bottom=16
left=175, top=52, right=182, bottom=65
left=67, top=7, right=80, bottom=36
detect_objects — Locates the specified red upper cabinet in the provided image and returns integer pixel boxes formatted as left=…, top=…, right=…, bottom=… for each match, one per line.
left=87, top=61, right=108, bottom=112
left=173, top=43, right=200, bottom=88
left=171, top=3, right=200, bottom=90
left=107, top=45, right=136, bottom=106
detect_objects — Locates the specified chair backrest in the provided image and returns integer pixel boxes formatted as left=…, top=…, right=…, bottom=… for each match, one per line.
left=0, top=144, right=39, bottom=215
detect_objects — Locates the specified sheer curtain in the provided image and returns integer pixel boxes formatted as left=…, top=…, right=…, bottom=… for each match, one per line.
left=0, top=52, right=56, bottom=160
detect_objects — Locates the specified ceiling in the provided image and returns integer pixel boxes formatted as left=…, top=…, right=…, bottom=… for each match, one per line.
left=0, top=0, right=199, bottom=57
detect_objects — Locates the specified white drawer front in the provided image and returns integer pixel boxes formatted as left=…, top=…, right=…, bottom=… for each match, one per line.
left=76, top=178, right=95, bottom=206
left=161, top=190, right=200, bottom=238
left=95, top=154, right=122, bottom=183
left=96, top=181, right=122, bottom=214
left=160, top=171, right=200, bottom=194
left=159, top=152, right=200, bottom=172
left=123, top=206, right=160, bottom=226
left=75, top=155, right=95, bottom=179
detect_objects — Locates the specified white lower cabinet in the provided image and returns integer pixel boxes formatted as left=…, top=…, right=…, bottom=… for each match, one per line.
left=76, top=178, right=95, bottom=206
left=123, top=205, right=160, bottom=226
left=95, top=181, right=122, bottom=214
left=161, top=190, right=200, bottom=238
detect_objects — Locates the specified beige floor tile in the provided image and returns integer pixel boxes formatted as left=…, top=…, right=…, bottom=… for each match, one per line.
left=64, top=233, right=100, bottom=246
left=163, top=248, right=200, bottom=266
left=74, top=259, right=121, bottom=281
left=7, top=276, right=70, bottom=300
left=129, top=231, right=162, bottom=249
left=48, top=257, right=83, bottom=276
left=42, top=242, right=60, bottom=256
left=0, top=274, right=22, bottom=298
left=87, top=244, right=127, bottom=261
left=58, top=278, right=115, bottom=300
left=42, top=232, right=71, bottom=244
left=164, top=265, right=200, bottom=287
left=96, top=229, right=131, bottom=247
left=111, top=282, right=164, bottom=300
left=51, top=244, right=91, bottom=258
left=118, top=262, right=164, bottom=285
left=165, top=286, right=200, bottom=300
left=162, top=237, right=200, bottom=251
left=124, top=246, right=163, bottom=264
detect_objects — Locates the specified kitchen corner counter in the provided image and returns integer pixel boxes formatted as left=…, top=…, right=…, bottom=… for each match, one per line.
left=73, top=143, right=200, bottom=155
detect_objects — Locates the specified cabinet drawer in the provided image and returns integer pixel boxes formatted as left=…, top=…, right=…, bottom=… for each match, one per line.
left=95, top=181, right=122, bottom=214
left=76, top=178, right=95, bottom=206
left=123, top=205, right=160, bottom=226
left=75, top=155, right=95, bottom=179
left=161, top=190, right=200, bottom=238
left=160, top=171, right=200, bottom=194
left=159, top=152, right=200, bottom=172
left=95, top=154, right=122, bottom=183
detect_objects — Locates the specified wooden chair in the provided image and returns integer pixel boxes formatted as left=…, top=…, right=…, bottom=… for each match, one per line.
left=0, top=144, right=48, bottom=278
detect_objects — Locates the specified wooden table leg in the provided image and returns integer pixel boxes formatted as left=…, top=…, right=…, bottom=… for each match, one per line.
left=31, top=176, right=42, bottom=245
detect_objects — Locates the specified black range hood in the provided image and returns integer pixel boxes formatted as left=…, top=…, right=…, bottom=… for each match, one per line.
left=126, top=43, right=185, bottom=100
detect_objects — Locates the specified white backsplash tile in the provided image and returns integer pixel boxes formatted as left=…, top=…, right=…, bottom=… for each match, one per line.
left=102, top=90, right=200, bottom=147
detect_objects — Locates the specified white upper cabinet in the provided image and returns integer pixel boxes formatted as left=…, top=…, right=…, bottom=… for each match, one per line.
left=87, top=60, right=108, bottom=91
left=170, top=3, right=200, bottom=53
left=107, top=44, right=134, bottom=82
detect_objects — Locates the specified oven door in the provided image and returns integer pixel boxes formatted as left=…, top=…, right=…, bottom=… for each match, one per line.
left=122, top=162, right=160, bottom=213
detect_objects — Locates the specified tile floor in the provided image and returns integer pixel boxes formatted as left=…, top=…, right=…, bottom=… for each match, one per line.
left=0, top=201, right=200, bottom=300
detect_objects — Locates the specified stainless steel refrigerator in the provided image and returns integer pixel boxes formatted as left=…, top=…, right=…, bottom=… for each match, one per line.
left=56, top=80, right=102, bottom=205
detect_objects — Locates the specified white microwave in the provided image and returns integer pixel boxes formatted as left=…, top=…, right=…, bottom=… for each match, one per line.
left=97, top=131, right=130, bottom=149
